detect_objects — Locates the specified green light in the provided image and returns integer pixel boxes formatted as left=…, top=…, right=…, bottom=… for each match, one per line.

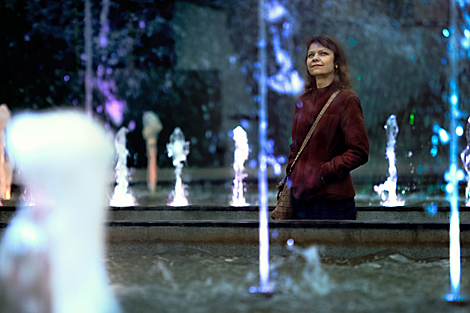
left=420, top=57, right=425, bottom=63
left=361, top=189, right=365, bottom=194
left=384, top=92, right=388, bottom=98
left=410, top=114, right=414, bottom=125
left=289, top=137, right=292, bottom=145
left=357, top=75, right=361, bottom=80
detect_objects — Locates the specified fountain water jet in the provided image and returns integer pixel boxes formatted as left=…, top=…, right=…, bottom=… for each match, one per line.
left=231, top=126, right=250, bottom=207
left=374, top=115, right=405, bottom=206
left=445, top=0, right=466, bottom=302
left=460, top=117, right=470, bottom=206
left=0, top=111, right=121, bottom=312
left=0, top=104, right=12, bottom=204
left=110, top=127, right=136, bottom=207
left=142, top=112, right=163, bottom=194
left=167, top=127, right=190, bottom=206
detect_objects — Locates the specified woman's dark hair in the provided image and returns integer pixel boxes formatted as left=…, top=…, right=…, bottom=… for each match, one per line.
left=303, top=35, right=352, bottom=93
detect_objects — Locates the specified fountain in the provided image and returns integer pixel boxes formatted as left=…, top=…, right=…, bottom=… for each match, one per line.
left=0, top=104, right=12, bottom=205
left=231, top=126, right=250, bottom=207
left=142, top=112, right=163, bottom=194
left=0, top=112, right=121, bottom=312
left=166, top=127, right=190, bottom=206
left=110, top=127, right=136, bottom=207
left=264, top=0, right=303, bottom=95
left=460, top=117, right=470, bottom=206
left=444, top=0, right=466, bottom=302
left=374, top=115, right=405, bottom=206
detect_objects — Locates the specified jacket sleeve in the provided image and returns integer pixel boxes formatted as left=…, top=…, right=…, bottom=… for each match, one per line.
left=320, top=94, right=369, bottom=182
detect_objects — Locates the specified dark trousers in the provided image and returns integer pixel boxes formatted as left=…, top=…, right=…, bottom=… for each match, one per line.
left=292, top=197, right=357, bottom=220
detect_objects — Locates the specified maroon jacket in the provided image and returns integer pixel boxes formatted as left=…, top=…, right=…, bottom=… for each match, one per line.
left=287, top=84, right=369, bottom=201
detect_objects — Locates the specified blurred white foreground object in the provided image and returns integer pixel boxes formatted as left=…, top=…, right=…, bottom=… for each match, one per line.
left=0, top=111, right=121, bottom=313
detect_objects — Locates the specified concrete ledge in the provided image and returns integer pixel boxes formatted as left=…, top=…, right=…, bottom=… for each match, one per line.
left=1, top=205, right=469, bottom=222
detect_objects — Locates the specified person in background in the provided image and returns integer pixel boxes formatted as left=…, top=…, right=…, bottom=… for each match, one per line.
left=287, top=35, right=369, bottom=219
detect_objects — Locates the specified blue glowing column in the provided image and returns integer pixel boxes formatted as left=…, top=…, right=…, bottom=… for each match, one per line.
left=258, top=0, right=270, bottom=291
left=446, top=0, right=462, bottom=301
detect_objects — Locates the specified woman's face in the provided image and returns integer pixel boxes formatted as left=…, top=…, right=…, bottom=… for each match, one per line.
left=306, top=42, right=335, bottom=78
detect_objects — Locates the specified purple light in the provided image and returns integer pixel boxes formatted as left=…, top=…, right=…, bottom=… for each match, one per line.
left=105, top=100, right=125, bottom=126
left=139, top=21, right=145, bottom=28
left=63, top=75, right=70, bottom=82
left=100, top=35, right=108, bottom=47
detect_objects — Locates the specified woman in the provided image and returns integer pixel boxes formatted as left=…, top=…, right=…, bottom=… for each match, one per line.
left=287, top=35, right=369, bottom=220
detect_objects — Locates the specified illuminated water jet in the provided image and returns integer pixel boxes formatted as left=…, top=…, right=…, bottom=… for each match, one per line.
left=374, top=115, right=405, bottom=206
left=167, top=127, right=190, bottom=206
left=231, top=126, right=250, bottom=207
left=110, top=127, right=136, bottom=207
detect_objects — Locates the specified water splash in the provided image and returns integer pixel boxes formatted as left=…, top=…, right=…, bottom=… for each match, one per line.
left=231, top=126, right=250, bottom=206
left=110, top=127, right=136, bottom=207
left=460, top=117, right=470, bottom=206
left=167, top=127, right=190, bottom=206
left=284, top=242, right=331, bottom=295
left=264, top=0, right=303, bottom=95
left=374, top=115, right=405, bottom=206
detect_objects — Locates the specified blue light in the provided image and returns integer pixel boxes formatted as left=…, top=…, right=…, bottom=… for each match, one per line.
left=441, top=58, right=448, bottom=65
left=241, top=119, right=249, bottom=129
left=443, top=28, right=450, bottom=37
left=272, top=230, right=278, bottom=238
left=432, top=135, right=439, bottom=145
left=349, top=38, right=356, bottom=46
left=417, top=165, right=424, bottom=173
left=410, top=55, right=417, bottom=62
left=430, top=146, right=438, bottom=157
left=450, top=94, right=458, bottom=105
left=439, top=128, right=450, bottom=144
left=287, top=238, right=294, bottom=246
left=456, top=126, right=464, bottom=136
left=449, top=26, right=455, bottom=33
left=427, top=203, right=438, bottom=215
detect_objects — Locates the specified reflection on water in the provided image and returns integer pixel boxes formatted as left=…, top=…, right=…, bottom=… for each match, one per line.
left=108, top=249, right=469, bottom=313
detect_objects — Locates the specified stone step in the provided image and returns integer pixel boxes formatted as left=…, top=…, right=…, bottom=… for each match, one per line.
left=1, top=205, right=469, bottom=222
left=1, top=219, right=466, bottom=260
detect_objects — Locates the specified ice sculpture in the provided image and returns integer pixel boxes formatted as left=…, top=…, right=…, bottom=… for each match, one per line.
left=142, top=112, right=163, bottom=194
left=166, top=127, right=190, bottom=206
left=374, top=115, right=405, bottom=206
left=0, top=111, right=121, bottom=313
left=110, top=127, right=136, bottom=207
left=231, top=126, right=250, bottom=206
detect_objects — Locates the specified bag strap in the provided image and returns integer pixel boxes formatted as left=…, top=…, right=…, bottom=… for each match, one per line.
left=286, top=90, right=340, bottom=176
